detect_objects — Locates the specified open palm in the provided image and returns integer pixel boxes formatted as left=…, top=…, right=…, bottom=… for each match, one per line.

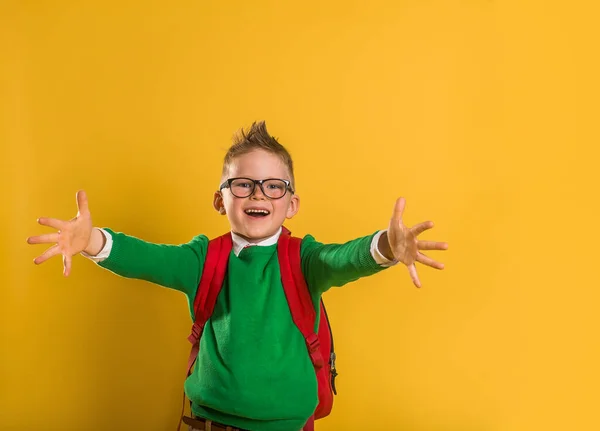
left=387, top=197, right=448, bottom=287
left=27, top=190, right=93, bottom=276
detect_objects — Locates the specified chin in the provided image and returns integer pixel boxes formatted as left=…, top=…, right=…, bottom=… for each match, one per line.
left=241, top=226, right=278, bottom=241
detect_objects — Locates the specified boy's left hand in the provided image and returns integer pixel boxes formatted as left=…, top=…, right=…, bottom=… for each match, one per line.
left=381, top=197, right=448, bottom=288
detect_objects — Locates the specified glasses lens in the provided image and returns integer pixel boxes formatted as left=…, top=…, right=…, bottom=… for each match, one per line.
left=262, top=179, right=287, bottom=199
left=230, top=178, right=255, bottom=198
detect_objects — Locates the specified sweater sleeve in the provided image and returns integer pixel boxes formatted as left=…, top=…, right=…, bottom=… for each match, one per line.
left=97, top=228, right=209, bottom=301
left=300, top=232, right=387, bottom=296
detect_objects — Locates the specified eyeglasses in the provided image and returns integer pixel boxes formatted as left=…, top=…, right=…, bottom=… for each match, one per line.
left=219, top=177, right=295, bottom=199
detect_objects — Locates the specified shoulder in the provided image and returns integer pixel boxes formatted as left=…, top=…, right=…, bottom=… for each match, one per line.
left=186, top=233, right=210, bottom=249
left=298, top=234, right=321, bottom=251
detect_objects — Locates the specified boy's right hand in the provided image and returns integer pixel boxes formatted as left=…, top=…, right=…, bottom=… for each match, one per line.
left=27, top=190, right=99, bottom=277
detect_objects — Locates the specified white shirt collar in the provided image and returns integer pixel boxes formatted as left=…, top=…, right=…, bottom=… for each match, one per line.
left=230, top=226, right=282, bottom=257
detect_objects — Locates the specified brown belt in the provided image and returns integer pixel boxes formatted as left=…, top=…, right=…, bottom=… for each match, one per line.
left=181, top=415, right=246, bottom=431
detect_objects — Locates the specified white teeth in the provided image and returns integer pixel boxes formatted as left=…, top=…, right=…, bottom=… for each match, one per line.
left=245, top=209, right=270, bottom=215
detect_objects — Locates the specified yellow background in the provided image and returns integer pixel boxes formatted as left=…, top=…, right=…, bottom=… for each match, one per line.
left=1, top=1, right=598, bottom=430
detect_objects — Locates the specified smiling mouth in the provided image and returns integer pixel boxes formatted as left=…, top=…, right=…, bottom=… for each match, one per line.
left=244, top=209, right=270, bottom=218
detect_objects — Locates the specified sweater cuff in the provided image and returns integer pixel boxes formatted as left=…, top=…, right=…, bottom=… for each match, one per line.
left=80, top=228, right=113, bottom=263
left=370, top=230, right=399, bottom=267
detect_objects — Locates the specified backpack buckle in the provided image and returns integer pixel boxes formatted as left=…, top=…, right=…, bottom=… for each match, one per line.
left=187, top=322, right=204, bottom=345
left=307, top=333, right=319, bottom=350
left=306, top=333, right=324, bottom=370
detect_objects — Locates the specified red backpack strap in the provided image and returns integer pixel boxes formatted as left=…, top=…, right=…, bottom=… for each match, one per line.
left=179, top=232, right=232, bottom=431
left=186, top=232, right=233, bottom=374
left=278, top=229, right=324, bottom=370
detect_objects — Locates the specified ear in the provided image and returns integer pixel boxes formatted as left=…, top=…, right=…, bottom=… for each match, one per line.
left=213, top=191, right=226, bottom=215
left=285, top=194, right=300, bottom=219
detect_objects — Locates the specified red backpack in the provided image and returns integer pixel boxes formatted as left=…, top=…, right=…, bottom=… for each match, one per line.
left=181, top=228, right=338, bottom=430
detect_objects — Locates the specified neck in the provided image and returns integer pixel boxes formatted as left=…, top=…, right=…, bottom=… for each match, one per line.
left=232, top=227, right=282, bottom=244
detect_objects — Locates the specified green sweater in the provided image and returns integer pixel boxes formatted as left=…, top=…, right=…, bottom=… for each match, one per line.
left=98, top=229, right=386, bottom=431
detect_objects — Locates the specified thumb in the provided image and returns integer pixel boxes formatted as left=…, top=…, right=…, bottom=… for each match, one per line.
left=391, top=197, right=406, bottom=224
left=63, top=254, right=72, bottom=277
left=76, top=190, right=90, bottom=217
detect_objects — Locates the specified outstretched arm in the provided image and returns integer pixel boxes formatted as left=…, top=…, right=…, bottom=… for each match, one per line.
left=27, top=190, right=207, bottom=297
left=301, top=197, right=448, bottom=295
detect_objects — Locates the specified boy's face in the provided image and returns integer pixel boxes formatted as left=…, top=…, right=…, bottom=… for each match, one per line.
left=214, top=149, right=300, bottom=243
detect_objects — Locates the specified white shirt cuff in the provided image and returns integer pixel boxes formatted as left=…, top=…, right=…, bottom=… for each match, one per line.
left=80, top=228, right=113, bottom=263
left=370, top=230, right=398, bottom=267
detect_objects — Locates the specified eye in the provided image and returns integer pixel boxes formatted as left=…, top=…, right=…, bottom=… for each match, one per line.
left=264, top=180, right=286, bottom=190
left=233, top=180, right=253, bottom=188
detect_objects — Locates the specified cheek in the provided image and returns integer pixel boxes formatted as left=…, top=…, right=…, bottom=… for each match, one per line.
left=273, top=201, right=291, bottom=218
left=222, top=197, right=241, bottom=216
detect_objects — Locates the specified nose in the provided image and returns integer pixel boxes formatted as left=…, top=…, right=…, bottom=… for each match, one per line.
left=250, top=183, right=267, bottom=200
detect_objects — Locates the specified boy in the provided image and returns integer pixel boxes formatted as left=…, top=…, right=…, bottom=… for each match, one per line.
left=27, top=122, right=447, bottom=431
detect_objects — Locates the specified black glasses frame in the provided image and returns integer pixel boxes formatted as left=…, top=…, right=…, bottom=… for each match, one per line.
left=219, top=177, right=295, bottom=199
